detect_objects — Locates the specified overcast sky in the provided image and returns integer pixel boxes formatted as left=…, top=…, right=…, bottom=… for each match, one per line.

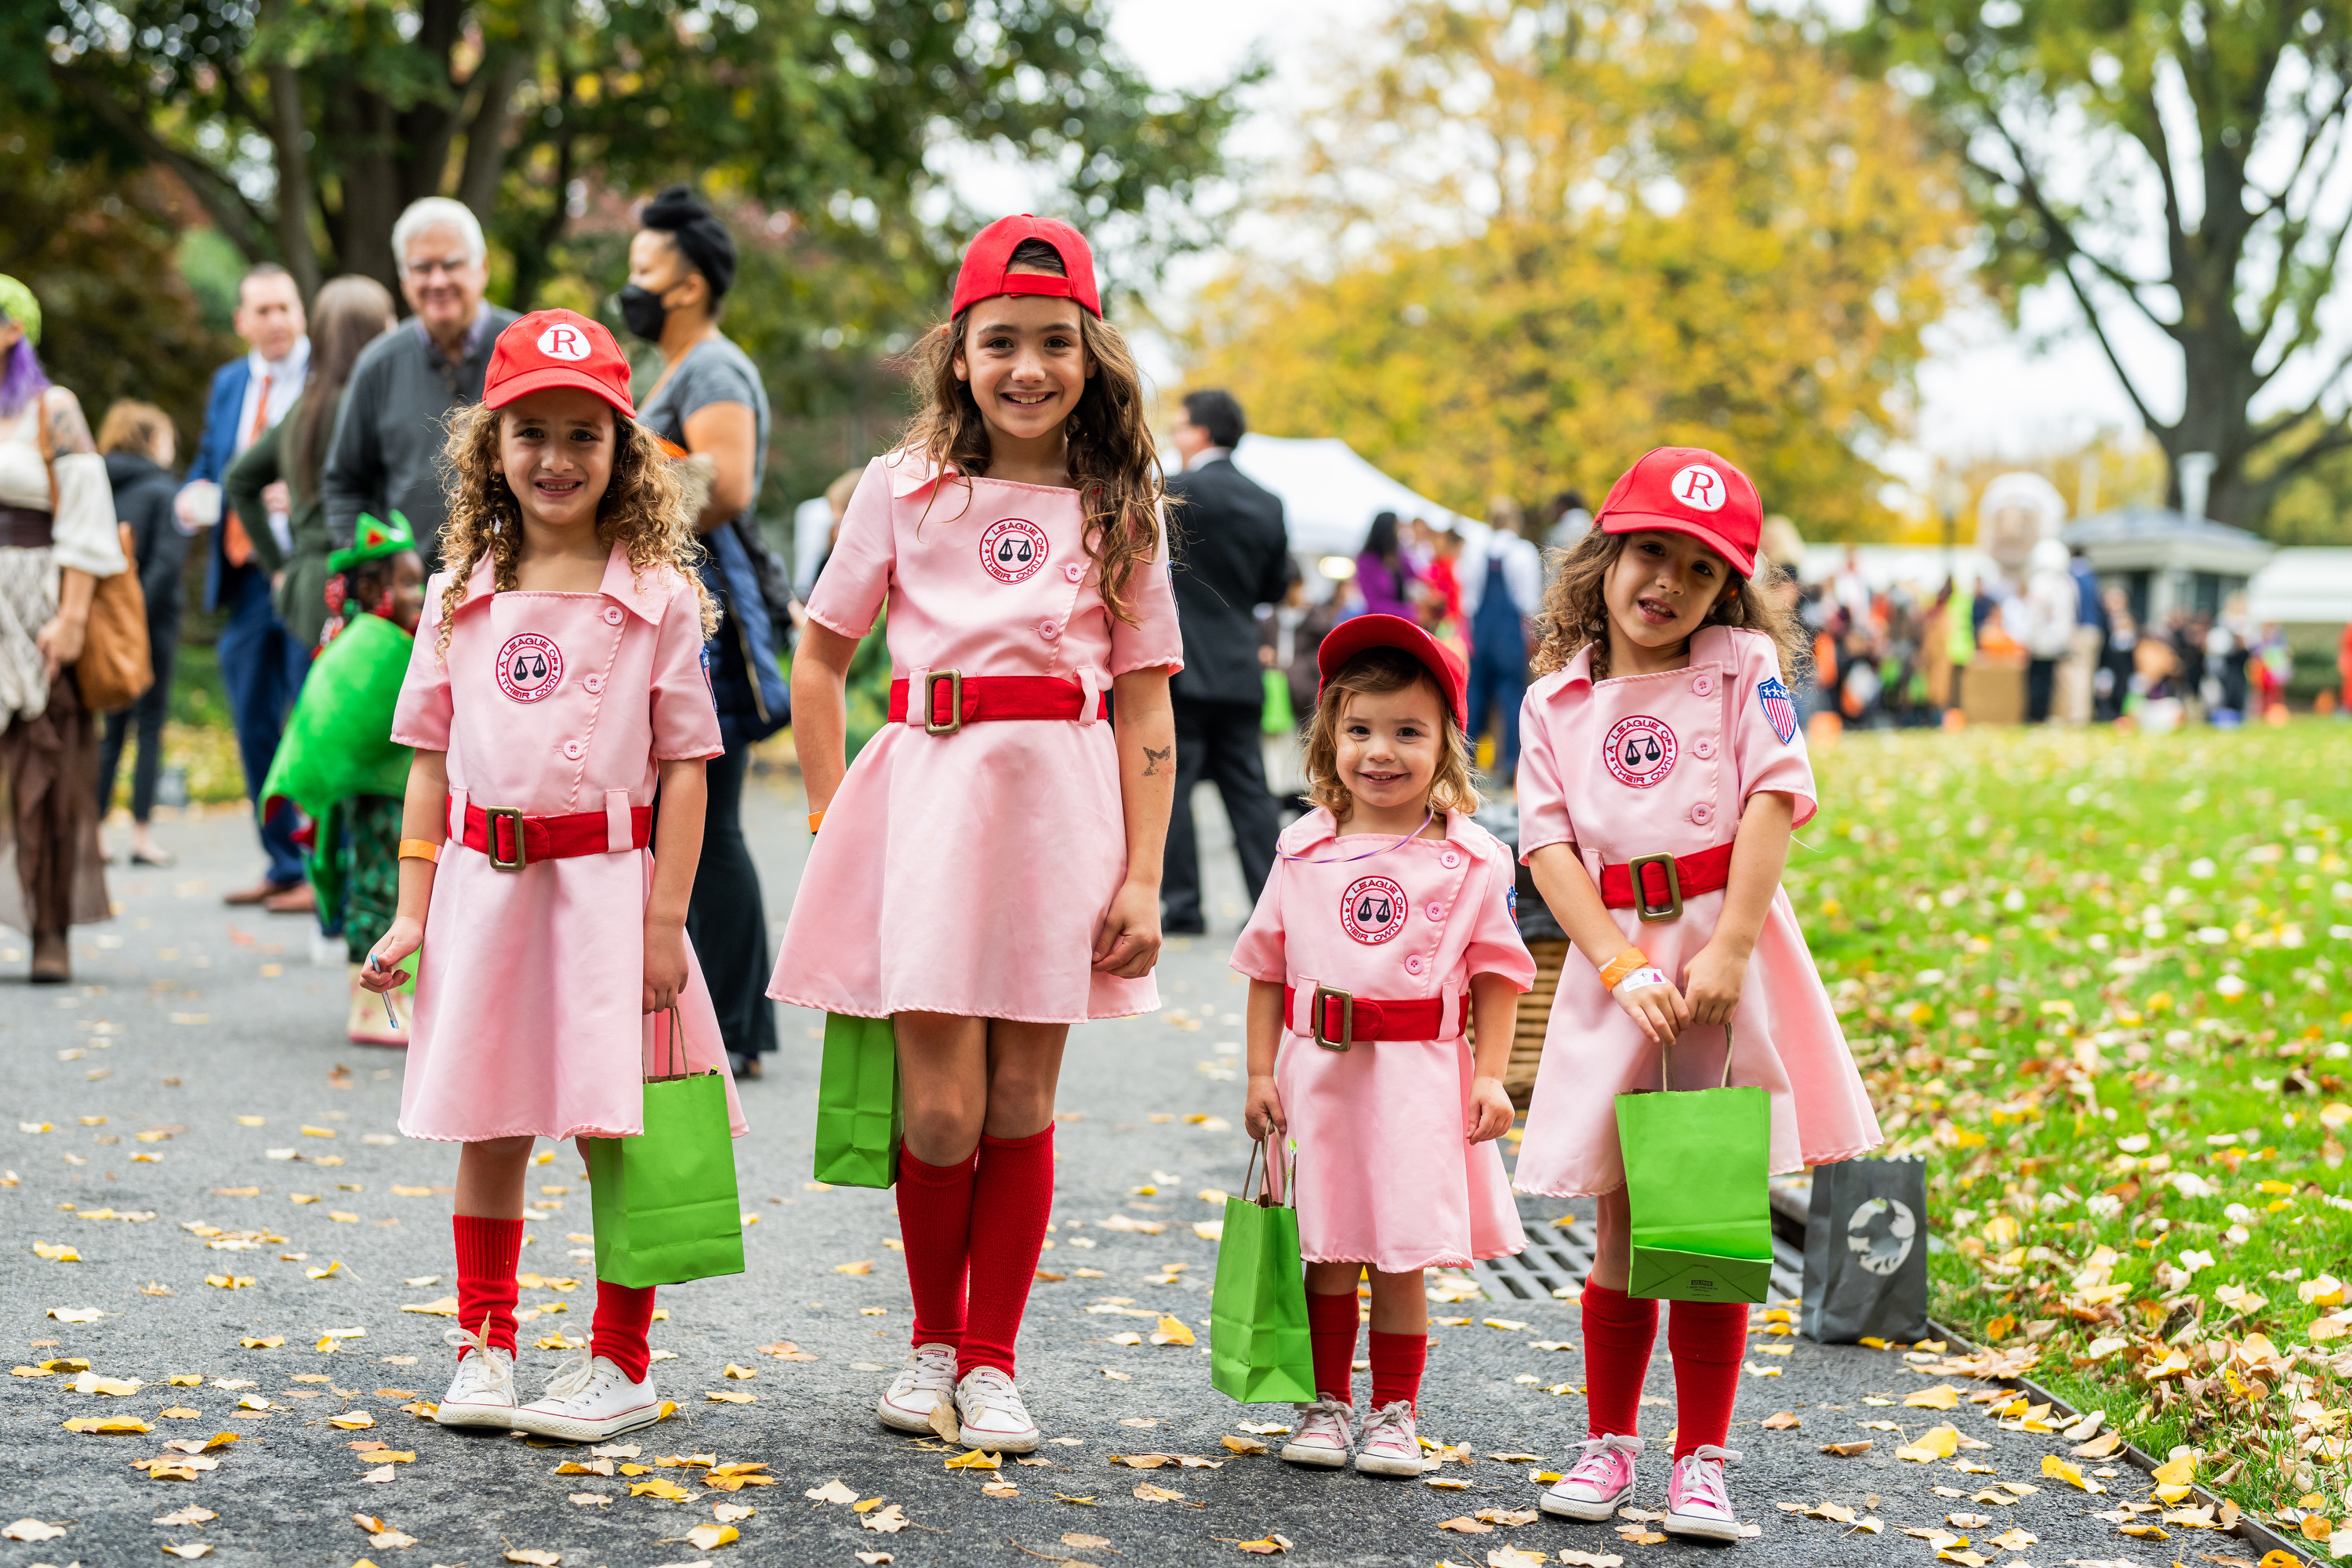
left=1074, top=0, right=2155, bottom=499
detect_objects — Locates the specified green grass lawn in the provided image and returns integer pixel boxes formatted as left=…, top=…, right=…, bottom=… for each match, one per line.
left=1799, top=718, right=2352, bottom=1526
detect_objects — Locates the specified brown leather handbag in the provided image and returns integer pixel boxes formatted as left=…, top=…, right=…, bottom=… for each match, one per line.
left=36, top=395, right=153, bottom=713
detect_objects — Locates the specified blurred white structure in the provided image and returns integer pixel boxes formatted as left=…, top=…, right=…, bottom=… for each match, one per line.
left=1224, top=434, right=1467, bottom=557
left=2248, top=547, right=2352, bottom=624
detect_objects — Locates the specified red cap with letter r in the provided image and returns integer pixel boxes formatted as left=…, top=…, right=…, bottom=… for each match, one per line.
left=482, top=308, right=636, bottom=418
left=1594, top=445, right=1762, bottom=578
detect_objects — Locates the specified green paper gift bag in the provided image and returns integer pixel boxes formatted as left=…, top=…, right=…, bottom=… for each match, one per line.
left=1615, top=1026, right=1773, bottom=1305
left=813, top=1013, right=902, bottom=1189
left=584, top=1009, right=746, bottom=1287
left=1209, top=1139, right=1316, bottom=1405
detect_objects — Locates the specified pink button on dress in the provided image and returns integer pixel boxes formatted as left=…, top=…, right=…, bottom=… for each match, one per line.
left=390, top=547, right=746, bottom=1143
left=1510, top=625, right=1880, bottom=1198
left=770, top=454, right=1184, bottom=1023
left=1229, top=810, right=1537, bottom=1274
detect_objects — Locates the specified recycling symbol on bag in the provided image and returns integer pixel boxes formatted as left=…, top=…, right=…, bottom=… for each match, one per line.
left=1845, top=1196, right=1916, bottom=1277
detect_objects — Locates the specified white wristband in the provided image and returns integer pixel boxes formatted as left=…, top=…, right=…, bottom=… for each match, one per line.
left=1612, top=967, right=1669, bottom=1000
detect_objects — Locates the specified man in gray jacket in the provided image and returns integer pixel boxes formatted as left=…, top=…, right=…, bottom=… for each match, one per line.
left=323, top=198, right=517, bottom=565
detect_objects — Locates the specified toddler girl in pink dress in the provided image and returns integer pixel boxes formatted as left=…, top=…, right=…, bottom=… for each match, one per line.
left=1230, top=615, right=1535, bottom=1479
left=1513, top=448, right=1880, bottom=1542
left=771, top=216, right=1180, bottom=1452
left=365, top=310, right=744, bottom=1443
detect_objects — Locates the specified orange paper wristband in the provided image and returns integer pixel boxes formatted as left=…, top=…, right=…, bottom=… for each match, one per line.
left=397, top=839, right=441, bottom=863
left=1598, top=948, right=1649, bottom=992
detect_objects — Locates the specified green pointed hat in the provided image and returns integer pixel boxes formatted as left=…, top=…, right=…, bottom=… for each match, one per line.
left=328, top=510, right=416, bottom=575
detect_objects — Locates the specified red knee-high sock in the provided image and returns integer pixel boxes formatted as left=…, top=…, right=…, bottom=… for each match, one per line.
left=1667, top=1300, right=1747, bottom=1457
left=1578, top=1280, right=1660, bottom=1438
left=591, top=1280, right=658, bottom=1382
left=452, top=1215, right=523, bottom=1358
left=896, top=1145, right=980, bottom=1352
left=1305, top=1289, right=1361, bottom=1406
left=957, top=1127, right=1054, bottom=1380
left=1368, top=1330, right=1428, bottom=1411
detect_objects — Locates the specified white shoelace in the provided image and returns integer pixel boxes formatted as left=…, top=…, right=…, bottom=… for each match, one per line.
left=895, top=1346, right=956, bottom=1396
left=959, top=1368, right=1031, bottom=1426
left=1563, top=1430, right=1646, bottom=1485
left=1359, top=1399, right=1416, bottom=1450
left=1293, top=1396, right=1353, bottom=1443
left=444, top=1327, right=513, bottom=1397
left=1675, top=1445, right=1742, bottom=1512
left=539, top=1351, right=609, bottom=1404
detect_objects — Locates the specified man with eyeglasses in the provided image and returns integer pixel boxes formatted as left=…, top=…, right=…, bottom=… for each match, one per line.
left=322, top=197, right=517, bottom=569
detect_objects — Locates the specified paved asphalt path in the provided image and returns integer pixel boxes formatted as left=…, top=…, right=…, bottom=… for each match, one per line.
left=0, top=779, right=2187, bottom=1567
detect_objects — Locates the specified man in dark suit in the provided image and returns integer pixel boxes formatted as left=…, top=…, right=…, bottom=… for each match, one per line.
left=1163, top=390, right=1289, bottom=935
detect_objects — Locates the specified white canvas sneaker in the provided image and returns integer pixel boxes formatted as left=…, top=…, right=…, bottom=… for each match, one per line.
left=434, top=1327, right=516, bottom=1429
left=508, top=1352, right=664, bottom=1443
left=1352, top=1399, right=1430, bottom=1477
left=877, top=1343, right=959, bottom=1434
left=1277, top=1397, right=1356, bottom=1468
left=953, top=1366, right=1040, bottom=1454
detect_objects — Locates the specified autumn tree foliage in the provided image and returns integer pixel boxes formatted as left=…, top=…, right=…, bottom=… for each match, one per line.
left=1185, top=2, right=1970, bottom=537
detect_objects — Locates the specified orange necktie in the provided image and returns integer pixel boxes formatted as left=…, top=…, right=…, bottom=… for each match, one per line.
left=222, top=372, right=270, bottom=568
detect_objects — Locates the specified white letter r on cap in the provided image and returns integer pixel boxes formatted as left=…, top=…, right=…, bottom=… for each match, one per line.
left=536, top=324, right=590, bottom=361
left=1670, top=463, right=1726, bottom=513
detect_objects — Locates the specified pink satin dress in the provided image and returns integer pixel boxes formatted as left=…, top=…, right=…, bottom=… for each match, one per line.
left=769, top=453, right=1184, bottom=1024
left=1229, top=809, right=1536, bottom=1274
left=390, top=547, right=746, bottom=1143
left=1510, top=624, right=1880, bottom=1197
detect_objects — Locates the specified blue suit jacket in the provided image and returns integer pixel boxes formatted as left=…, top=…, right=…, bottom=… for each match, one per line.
left=187, top=358, right=252, bottom=613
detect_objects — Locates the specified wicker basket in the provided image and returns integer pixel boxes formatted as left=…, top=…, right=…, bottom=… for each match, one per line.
left=1503, top=939, right=1570, bottom=1109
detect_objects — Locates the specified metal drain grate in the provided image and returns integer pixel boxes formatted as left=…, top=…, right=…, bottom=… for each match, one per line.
left=1472, top=1202, right=1806, bottom=1304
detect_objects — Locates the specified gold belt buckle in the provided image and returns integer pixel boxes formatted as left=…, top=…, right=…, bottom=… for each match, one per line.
left=1628, top=851, right=1681, bottom=922
left=1311, top=985, right=1354, bottom=1052
left=924, top=669, right=964, bottom=735
left=485, top=807, right=528, bottom=872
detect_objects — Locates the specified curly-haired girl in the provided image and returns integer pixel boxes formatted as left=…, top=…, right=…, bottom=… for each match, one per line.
left=771, top=216, right=1181, bottom=1453
left=362, top=309, right=745, bottom=1444
left=1512, top=447, right=1877, bottom=1543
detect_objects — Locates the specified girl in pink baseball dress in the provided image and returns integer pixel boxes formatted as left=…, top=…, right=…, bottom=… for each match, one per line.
left=771, top=216, right=1179, bottom=1452
left=1513, top=448, right=1880, bottom=1541
left=1232, top=615, right=1536, bottom=1478
left=363, top=310, right=746, bottom=1443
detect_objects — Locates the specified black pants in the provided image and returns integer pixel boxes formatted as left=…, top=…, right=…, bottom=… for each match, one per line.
left=2026, top=656, right=2057, bottom=724
left=98, top=624, right=178, bottom=821
left=1162, top=697, right=1282, bottom=931
left=685, top=742, right=778, bottom=1060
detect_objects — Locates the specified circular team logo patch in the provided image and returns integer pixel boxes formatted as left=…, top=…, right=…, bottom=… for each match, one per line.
left=981, top=517, right=1049, bottom=585
left=495, top=632, right=564, bottom=703
left=1604, top=714, right=1677, bottom=788
left=1669, top=463, right=1728, bottom=513
left=1340, top=876, right=1409, bottom=946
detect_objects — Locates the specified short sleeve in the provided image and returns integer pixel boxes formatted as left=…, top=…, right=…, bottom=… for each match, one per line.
left=49, top=451, right=128, bottom=576
left=389, top=573, right=456, bottom=750
left=1107, top=509, right=1185, bottom=676
left=1729, top=631, right=1817, bottom=828
left=651, top=575, right=726, bottom=760
left=804, top=459, right=894, bottom=641
left=1513, top=681, right=1576, bottom=862
left=1461, top=845, right=1537, bottom=992
left=1227, top=861, right=1289, bottom=985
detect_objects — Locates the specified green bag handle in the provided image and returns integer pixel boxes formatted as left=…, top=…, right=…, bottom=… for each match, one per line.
left=1240, top=1135, right=1298, bottom=1211
left=646, top=1005, right=693, bottom=1084
left=1659, top=1024, right=1737, bottom=1094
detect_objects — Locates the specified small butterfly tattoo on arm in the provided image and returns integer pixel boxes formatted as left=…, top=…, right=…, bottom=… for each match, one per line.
left=1142, top=744, right=1171, bottom=777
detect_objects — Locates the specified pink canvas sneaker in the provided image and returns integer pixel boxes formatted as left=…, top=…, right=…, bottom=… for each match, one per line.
left=1540, top=1432, right=1644, bottom=1519
left=1278, top=1397, right=1355, bottom=1468
left=1662, top=1444, right=1744, bottom=1541
left=1352, top=1399, right=1428, bottom=1477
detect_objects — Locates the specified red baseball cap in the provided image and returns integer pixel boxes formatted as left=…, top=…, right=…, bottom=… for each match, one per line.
left=1316, top=613, right=1468, bottom=731
left=950, top=215, right=1102, bottom=319
left=483, top=309, right=636, bottom=418
left=1595, top=446, right=1762, bottom=577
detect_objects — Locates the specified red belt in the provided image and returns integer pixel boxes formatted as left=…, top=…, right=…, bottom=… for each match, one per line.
left=1283, top=984, right=1457, bottom=1051
left=1598, top=840, right=1735, bottom=921
left=887, top=673, right=1107, bottom=735
left=456, top=800, right=652, bottom=870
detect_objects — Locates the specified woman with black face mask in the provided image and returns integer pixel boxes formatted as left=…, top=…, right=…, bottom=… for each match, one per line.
left=624, top=185, right=789, bottom=1080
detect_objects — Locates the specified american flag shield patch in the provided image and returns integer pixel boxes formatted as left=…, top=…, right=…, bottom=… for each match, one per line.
left=1758, top=677, right=1798, bottom=744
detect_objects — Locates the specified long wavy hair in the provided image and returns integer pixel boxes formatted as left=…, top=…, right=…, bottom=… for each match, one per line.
left=899, top=238, right=1162, bottom=622
left=1530, top=528, right=1802, bottom=682
left=1302, top=648, right=1481, bottom=822
left=434, top=401, right=717, bottom=656
left=294, top=275, right=396, bottom=494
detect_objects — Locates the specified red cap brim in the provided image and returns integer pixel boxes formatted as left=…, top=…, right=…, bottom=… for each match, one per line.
left=1598, top=510, right=1757, bottom=578
left=1315, top=613, right=1468, bottom=730
left=483, top=364, right=636, bottom=419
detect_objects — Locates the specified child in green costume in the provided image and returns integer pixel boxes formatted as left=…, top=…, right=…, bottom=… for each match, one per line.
left=261, top=512, right=426, bottom=1046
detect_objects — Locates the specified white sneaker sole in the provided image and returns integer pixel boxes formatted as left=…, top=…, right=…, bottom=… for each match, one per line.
left=508, top=1397, right=663, bottom=1443
left=1278, top=1440, right=1350, bottom=1468
left=1541, top=1481, right=1633, bottom=1520
left=1662, top=1510, right=1743, bottom=1542
left=877, top=1394, right=945, bottom=1435
left=434, top=1398, right=515, bottom=1430
left=958, top=1421, right=1040, bottom=1454
left=1352, top=1449, right=1430, bottom=1478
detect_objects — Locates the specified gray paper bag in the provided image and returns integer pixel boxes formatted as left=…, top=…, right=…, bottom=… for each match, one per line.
left=1800, top=1156, right=1930, bottom=1344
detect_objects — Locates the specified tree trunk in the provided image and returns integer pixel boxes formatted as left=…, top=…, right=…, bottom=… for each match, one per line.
left=256, top=0, right=321, bottom=300
left=456, top=50, right=531, bottom=224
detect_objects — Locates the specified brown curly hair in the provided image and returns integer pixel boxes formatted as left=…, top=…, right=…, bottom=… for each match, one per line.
left=900, top=238, right=1163, bottom=624
left=1302, top=648, right=1482, bottom=823
left=434, top=401, right=717, bottom=656
left=1530, top=529, right=1802, bottom=683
